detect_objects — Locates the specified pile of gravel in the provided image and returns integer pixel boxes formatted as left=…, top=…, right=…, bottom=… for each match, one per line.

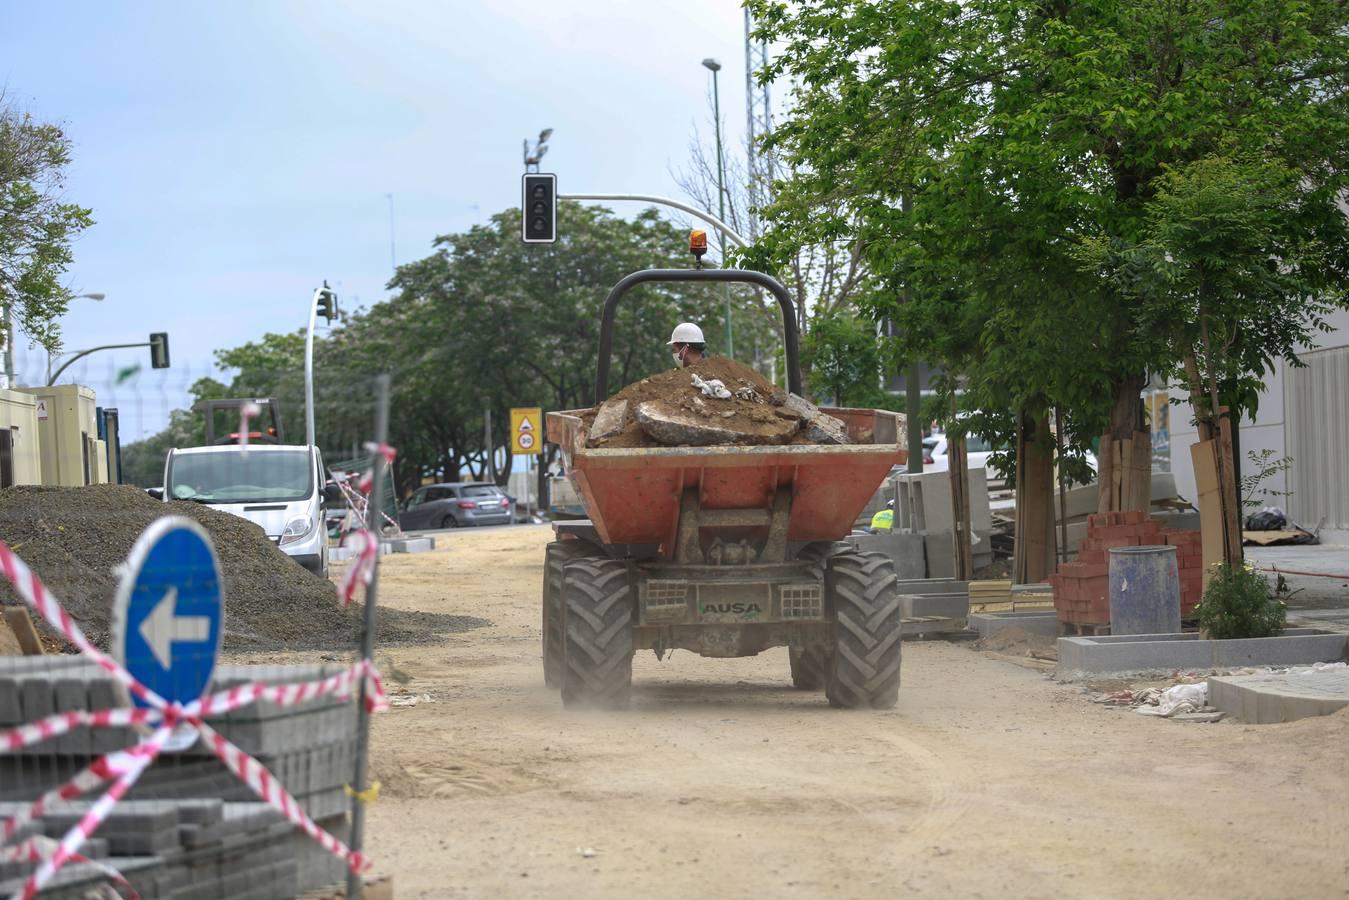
left=0, top=485, right=483, bottom=651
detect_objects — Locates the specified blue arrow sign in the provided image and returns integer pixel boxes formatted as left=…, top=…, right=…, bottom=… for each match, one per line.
left=113, top=517, right=224, bottom=708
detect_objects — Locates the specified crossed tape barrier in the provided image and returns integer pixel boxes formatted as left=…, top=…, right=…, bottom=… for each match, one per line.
left=0, top=541, right=389, bottom=899
left=335, top=442, right=399, bottom=608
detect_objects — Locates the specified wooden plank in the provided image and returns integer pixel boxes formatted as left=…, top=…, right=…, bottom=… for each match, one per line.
left=1097, top=434, right=1115, bottom=514
left=2, top=608, right=44, bottom=656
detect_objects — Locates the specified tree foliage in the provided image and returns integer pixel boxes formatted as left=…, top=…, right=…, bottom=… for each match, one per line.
left=800, top=312, right=885, bottom=408
left=748, top=0, right=1349, bottom=458
left=0, top=95, right=93, bottom=351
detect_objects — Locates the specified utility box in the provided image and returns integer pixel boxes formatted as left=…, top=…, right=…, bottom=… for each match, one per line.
left=0, top=389, right=42, bottom=486
left=16, top=385, right=104, bottom=487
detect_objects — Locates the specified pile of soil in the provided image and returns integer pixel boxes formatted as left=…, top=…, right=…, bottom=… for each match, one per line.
left=0, top=485, right=482, bottom=652
left=584, top=357, right=809, bottom=448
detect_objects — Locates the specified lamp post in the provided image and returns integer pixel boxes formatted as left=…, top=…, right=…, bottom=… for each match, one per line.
left=38, top=293, right=106, bottom=386
left=702, top=58, right=733, bottom=358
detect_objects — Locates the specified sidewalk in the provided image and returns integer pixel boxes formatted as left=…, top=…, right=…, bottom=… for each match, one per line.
left=1246, top=541, right=1349, bottom=632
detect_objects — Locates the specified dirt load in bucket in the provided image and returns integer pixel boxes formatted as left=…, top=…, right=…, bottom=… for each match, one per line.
left=583, top=357, right=852, bottom=448
left=0, top=485, right=485, bottom=652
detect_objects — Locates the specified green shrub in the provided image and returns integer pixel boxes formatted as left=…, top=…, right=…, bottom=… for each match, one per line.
left=1195, top=563, right=1289, bottom=640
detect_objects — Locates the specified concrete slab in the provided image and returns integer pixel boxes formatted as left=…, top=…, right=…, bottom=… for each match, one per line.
left=1208, top=665, right=1349, bottom=723
left=970, top=611, right=1060, bottom=639
left=384, top=537, right=434, bottom=554
left=1056, top=628, right=1348, bottom=679
left=848, top=532, right=925, bottom=579
left=901, top=593, right=969, bottom=619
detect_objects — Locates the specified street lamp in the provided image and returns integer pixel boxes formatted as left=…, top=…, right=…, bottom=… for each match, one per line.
left=523, top=127, right=553, bottom=173
left=27, top=292, right=106, bottom=387
left=702, top=58, right=733, bottom=358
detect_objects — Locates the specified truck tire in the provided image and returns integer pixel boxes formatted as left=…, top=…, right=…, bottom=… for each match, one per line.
left=561, top=557, right=634, bottom=709
left=825, top=551, right=902, bottom=709
left=542, top=541, right=590, bottom=688
left=789, top=646, right=829, bottom=690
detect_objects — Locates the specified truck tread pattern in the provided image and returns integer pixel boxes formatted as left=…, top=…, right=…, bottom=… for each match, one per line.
left=826, top=551, right=902, bottom=709
left=789, top=647, right=829, bottom=690
left=542, top=541, right=589, bottom=688
left=561, top=557, right=634, bottom=709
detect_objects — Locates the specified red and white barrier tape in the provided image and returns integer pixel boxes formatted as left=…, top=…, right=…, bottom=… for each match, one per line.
left=238, top=400, right=261, bottom=453
left=0, top=539, right=388, bottom=895
left=20, top=729, right=171, bottom=899
left=196, top=719, right=367, bottom=872
left=337, top=529, right=379, bottom=608
left=0, top=837, right=136, bottom=900
left=355, top=442, right=396, bottom=494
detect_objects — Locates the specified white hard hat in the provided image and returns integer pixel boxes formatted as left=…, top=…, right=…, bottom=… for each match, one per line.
left=668, top=322, right=705, bottom=345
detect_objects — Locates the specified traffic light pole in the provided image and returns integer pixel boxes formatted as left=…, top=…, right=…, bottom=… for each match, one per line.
left=47, top=341, right=151, bottom=385
left=558, top=193, right=749, bottom=249
left=304, top=286, right=325, bottom=448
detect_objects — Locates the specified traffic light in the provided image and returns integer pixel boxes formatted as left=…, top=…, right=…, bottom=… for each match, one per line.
left=521, top=173, right=557, bottom=243
left=149, top=332, right=170, bottom=369
left=316, top=288, right=338, bottom=322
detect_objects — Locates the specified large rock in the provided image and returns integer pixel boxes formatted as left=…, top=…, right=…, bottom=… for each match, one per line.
left=783, top=393, right=853, bottom=445
left=589, top=399, right=628, bottom=442
left=635, top=401, right=799, bottom=446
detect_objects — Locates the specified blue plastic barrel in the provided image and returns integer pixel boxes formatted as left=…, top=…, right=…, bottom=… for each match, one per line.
left=1108, top=545, right=1181, bottom=635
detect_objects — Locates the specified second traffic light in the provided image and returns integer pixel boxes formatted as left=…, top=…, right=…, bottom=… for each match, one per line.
left=149, top=332, right=170, bottom=369
left=521, top=173, right=557, bottom=243
left=316, top=288, right=338, bottom=321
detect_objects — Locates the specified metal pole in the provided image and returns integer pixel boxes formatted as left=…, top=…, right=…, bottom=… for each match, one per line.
left=557, top=193, right=749, bottom=248
left=47, top=342, right=151, bottom=386
left=346, top=373, right=390, bottom=900
left=484, top=406, right=494, bottom=483
left=304, top=287, right=322, bottom=447
left=1056, top=406, right=1069, bottom=565
left=4, top=301, right=15, bottom=389
left=386, top=194, right=397, bottom=275
left=901, top=194, right=924, bottom=475
left=710, top=68, right=733, bottom=357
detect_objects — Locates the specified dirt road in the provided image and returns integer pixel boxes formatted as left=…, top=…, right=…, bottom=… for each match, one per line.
left=347, top=525, right=1347, bottom=899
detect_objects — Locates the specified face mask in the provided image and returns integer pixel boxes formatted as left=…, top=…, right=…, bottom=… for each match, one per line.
left=672, top=352, right=683, bottom=367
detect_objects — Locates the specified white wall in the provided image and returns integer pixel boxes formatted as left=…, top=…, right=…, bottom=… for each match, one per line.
left=1167, top=307, right=1349, bottom=527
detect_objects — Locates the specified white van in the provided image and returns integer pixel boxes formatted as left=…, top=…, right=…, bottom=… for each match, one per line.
left=159, top=444, right=333, bottom=576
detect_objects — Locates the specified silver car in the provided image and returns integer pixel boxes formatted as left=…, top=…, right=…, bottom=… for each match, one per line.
left=398, top=482, right=513, bottom=530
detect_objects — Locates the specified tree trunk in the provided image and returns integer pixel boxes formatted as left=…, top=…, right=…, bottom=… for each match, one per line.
left=948, top=397, right=974, bottom=581
left=1097, top=373, right=1152, bottom=514
left=1014, top=412, right=1058, bottom=584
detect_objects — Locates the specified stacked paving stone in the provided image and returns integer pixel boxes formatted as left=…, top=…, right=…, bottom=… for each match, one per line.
left=0, top=658, right=355, bottom=897
left=1049, top=511, right=1204, bottom=630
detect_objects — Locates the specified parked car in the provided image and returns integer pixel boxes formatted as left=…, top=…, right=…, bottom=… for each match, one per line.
left=398, top=482, right=512, bottom=530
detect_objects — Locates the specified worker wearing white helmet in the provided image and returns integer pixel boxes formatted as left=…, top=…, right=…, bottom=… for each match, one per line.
left=668, top=322, right=706, bottom=368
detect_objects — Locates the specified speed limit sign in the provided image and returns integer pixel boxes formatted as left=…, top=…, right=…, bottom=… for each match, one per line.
left=510, top=407, right=542, bottom=455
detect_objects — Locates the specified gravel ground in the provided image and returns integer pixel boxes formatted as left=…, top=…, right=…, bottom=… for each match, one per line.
left=0, top=485, right=485, bottom=651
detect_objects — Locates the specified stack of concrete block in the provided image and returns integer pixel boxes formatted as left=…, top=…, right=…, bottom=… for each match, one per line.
left=1049, top=512, right=1205, bottom=628
left=0, top=659, right=358, bottom=896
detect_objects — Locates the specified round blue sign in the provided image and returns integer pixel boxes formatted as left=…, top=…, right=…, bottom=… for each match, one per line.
left=113, top=517, right=224, bottom=708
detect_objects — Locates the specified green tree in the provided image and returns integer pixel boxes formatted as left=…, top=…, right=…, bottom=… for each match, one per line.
left=0, top=95, right=93, bottom=352
left=800, top=312, right=885, bottom=407
left=749, top=0, right=1349, bottom=517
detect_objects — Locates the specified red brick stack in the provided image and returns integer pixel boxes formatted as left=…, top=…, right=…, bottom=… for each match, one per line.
left=1156, top=528, right=1204, bottom=615
left=1048, top=512, right=1204, bottom=627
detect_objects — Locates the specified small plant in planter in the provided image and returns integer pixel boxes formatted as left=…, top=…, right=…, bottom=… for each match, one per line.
left=1195, top=563, right=1291, bottom=639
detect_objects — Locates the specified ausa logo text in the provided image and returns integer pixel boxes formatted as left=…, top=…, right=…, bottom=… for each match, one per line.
left=702, top=602, right=762, bottom=616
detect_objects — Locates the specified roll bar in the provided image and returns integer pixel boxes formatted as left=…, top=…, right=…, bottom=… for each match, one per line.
left=594, top=268, right=803, bottom=402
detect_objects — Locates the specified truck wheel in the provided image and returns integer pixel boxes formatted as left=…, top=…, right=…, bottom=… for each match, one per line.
left=825, top=551, right=902, bottom=710
left=789, top=646, right=829, bottom=690
left=542, top=541, right=589, bottom=688
left=561, top=557, right=633, bottom=709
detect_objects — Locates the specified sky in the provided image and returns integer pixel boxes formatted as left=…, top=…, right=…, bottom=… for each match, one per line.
left=1, top=0, right=757, bottom=439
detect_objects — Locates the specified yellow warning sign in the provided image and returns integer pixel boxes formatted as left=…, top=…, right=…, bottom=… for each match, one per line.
left=510, top=407, right=542, bottom=455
